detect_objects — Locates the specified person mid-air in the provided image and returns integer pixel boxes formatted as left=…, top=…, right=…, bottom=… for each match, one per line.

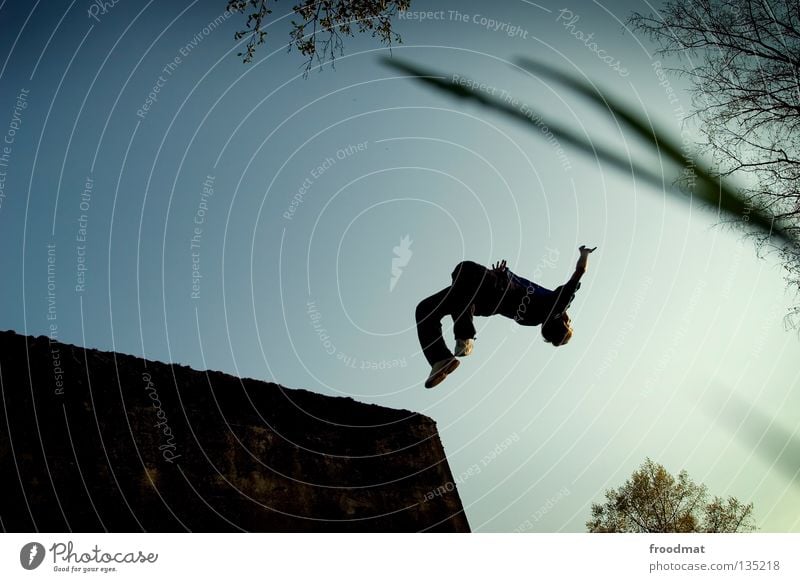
left=415, top=245, right=597, bottom=388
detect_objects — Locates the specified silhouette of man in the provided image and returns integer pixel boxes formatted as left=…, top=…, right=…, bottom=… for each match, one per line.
left=415, top=245, right=597, bottom=388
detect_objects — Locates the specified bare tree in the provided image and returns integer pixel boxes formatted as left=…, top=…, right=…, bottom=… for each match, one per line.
left=227, top=0, right=411, bottom=70
left=588, top=458, right=756, bottom=532
left=630, top=0, right=800, bottom=325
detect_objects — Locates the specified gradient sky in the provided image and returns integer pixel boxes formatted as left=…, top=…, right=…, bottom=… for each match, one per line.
left=1, top=0, right=798, bottom=532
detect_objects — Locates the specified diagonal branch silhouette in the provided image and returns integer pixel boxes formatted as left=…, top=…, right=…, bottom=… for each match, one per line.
left=380, top=56, right=797, bottom=246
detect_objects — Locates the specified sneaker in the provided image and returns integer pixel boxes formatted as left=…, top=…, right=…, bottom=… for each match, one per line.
left=424, top=357, right=460, bottom=389
left=454, top=338, right=474, bottom=357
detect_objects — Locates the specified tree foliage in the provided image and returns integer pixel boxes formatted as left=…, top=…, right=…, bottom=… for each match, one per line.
left=587, top=458, right=755, bottom=533
left=630, top=0, right=800, bottom=325
left=227, top=0, right=411, bottom=70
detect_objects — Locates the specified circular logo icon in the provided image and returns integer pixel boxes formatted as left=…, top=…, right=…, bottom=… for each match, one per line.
left=20, top=542, right=46, bottom=570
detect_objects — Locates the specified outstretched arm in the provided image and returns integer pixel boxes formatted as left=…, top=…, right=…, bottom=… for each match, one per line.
left=569, top=245, right=597, bottom=284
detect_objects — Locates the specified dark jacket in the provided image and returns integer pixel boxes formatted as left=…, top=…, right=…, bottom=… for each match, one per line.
left=498, top=269, right=581, bottom=326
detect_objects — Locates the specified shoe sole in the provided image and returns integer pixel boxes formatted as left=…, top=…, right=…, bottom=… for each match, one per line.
left=424, top=359, right=460, bottom=389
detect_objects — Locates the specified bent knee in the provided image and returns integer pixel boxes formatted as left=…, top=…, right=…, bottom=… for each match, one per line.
left=416, top=297, right=434, bottom=320
left=451, top=260, right=482, bottom=278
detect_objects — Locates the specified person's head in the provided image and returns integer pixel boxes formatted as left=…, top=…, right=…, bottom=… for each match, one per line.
left=542, top=313, right=573, bottom=346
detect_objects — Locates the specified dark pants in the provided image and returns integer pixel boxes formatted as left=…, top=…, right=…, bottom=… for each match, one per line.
left=415, top=261, right=511, bottom=366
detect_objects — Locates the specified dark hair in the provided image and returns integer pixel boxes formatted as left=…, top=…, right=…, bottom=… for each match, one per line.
left=542, top=313, right=573, bottom=346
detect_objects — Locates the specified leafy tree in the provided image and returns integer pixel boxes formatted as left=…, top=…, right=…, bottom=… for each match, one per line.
left=227, top=0, right=411, bottom=69
left=630, top=0, right=800, bottom=325
left=587, top=458, right=755, bottom=532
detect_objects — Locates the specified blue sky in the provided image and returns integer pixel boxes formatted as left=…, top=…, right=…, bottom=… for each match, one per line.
left=1, top=0, right=798, bottom=532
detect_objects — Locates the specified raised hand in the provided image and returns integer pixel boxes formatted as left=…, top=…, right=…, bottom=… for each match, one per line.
left=491, top=259, right=508, bottom=273
left=572, top=246, right=596, bottom=281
